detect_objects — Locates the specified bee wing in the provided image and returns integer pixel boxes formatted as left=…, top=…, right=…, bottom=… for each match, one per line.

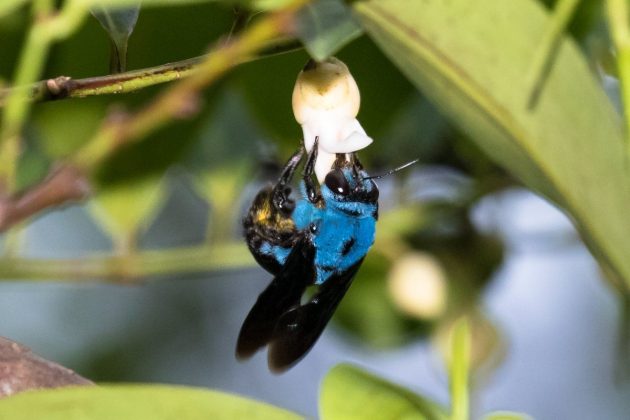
left=267, top=259, right=364, bottom=373
left=236, top=235, right=316, bottom=360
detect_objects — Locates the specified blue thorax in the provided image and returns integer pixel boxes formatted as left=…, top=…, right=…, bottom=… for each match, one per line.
left=260, top=167, right=377, bottom=285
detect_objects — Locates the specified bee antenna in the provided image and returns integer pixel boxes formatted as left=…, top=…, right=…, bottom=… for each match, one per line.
left=362, top=158, right=419, bottom=180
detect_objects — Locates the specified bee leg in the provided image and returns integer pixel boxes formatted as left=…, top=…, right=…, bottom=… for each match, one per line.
left=347, top=152, right=366, bottom=191
left=303, top=137, right=323, bottom=205
left=272, top=147, right=304, bottom=216
left=349, top=152, right=363, bottom=179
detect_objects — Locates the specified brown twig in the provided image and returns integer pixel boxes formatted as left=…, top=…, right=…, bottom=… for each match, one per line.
left=0, top=164, right=91, bottom=232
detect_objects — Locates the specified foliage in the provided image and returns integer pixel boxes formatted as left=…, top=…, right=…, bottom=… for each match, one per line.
left=0, top=385, right=301, bottom=419
left=0, top=0, right=627, bottom=417
left=91, top=2, right=140, bottom=72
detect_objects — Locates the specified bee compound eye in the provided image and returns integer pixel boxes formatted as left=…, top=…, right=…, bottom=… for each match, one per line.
left=324, top=169, right=350, bottom=196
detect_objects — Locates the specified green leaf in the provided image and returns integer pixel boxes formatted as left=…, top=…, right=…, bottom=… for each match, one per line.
left=249, top=0, right=294, bottom=10
left=353, top=0, right=630, bottom=291
left=84, top=0, right=224, bottom=8
left=0, top=384, right=301, bottom=419
left=184, top=89, right=259, bottom=241
left=0, top=0, right=28, bottom=18
left=83, top=0, right=297, bottom=9
left=91, top=2, right=140, bottom=73
left=191, top=164, right=250, bottom=242
left=320, top=364, right=448, bottom=420
left=448, top=318, right=470, bottom=420
left=15, top=127, right=51, bottom=191
left=235, top=50, right=309, bottom=147
left=89, top=175, right=166, bottom=248
left=483, top=412, right=533, bottom=420
left=334, top=253, right=418, bottom=347
left=296, top=0, right=362, bottom=61
left=34, top=100, right=106, bottom=159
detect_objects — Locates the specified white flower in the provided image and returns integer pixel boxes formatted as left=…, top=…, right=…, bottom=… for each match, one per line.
left=292, top=57, right=373, bottom=183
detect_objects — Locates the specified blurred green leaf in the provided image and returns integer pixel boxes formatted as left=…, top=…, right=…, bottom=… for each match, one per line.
left=377, top=204, right=428, bottom=240
left=191, top=164, right=250, bottom=242
left=405, top=201, right=504, bottom=310
left=483, top=412, right=532, bottom=420
left=90, top=175, right=167, bottom=247
left=541, top=0, right=603, bottom=41
left=84, top=0, right=234, bottom=7
left=320, top=364, right=448, bottom=420
left=353, top=0, right=630, bottom=291
left=15, top=127, right=51, bottom=191
left=34, top=100, right=107, bottom=159
left=186, top=89, right=260, bottom=240
left=91, top=2, right=141, bottom=73
left=235, top=51, right=309, bottom=147
left=296, top=0, right=362, bottom=61
left=335, top=252, right=428, bottom=347
left=0, top=0, right=27, bottom=18
left=0, top=384, right=300, bottom=419
left=377, top=96, right=450, bottom=165
left=187, top=89, right=260, bottom=169
left=83, top=0, right=302, bottom=9
left=567, top=0, right=602, bottom=41
left=249, top=0, right=294, bottom=10
left=449, top=318, right=470, bottom=420
left=434, top=311, right=506, bottom=387
left=336, top=37, right=417, bottom=148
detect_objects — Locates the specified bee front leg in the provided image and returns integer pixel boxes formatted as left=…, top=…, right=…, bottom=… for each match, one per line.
left=272, top=147, right=304, bottom=216
left=303, top=137, right=323, bottom=206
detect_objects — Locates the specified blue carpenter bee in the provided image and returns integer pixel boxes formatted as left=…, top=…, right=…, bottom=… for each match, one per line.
left=236, top=138, right=380, bottom=372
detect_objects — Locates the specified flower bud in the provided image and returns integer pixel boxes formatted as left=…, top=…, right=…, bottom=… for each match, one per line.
left=292, top=57, right=360, bottom=123
left=292, top=57, right=373, bottom=183
left=387, top=252, right=447, bottom=320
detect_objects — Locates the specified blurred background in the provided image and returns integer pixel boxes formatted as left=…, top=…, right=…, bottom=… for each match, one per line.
left=1, top=1, right=630, bottom=418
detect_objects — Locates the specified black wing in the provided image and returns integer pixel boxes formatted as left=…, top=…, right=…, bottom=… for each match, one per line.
left=236, top=236, right=316, bottom=360
left=267, top=259, right=364, bottom=373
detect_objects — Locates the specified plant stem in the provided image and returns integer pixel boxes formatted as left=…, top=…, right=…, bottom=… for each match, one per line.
left=450, top=318, right=470, bottom=420
left=606, top=0, right=630, bottom=160
left=72, top=1, right=307, bottom=171
left=0, top=39, right=302, bottom=106
left=0, top=242, right=255, bottom=282
left=0, top=2, right=307, bottom=235
left=0, top=164, right=90, bottom=233
left=0, top=0, right=89, bottom=191
left=526, top=0, right=581, bottom=109
left=32, top=0, right=54, bottom=16
left=0, top=0, right=30, bottom=18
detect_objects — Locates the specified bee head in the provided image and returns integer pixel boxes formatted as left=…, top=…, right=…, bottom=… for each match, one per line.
left=322, top=157, right=379, bottom=206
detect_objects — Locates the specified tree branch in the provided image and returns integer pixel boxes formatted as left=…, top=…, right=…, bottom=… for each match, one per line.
left=0, top=2, right=307, bottom=234
left=0, top=38, right=302, bottom=106
left=72, top=3, right=305, bottom=172
left=0, top=164, right=90, bottom=232
left=0, top=242, right=255, bottom=282
left=0, top=0, right=89, bottom=192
